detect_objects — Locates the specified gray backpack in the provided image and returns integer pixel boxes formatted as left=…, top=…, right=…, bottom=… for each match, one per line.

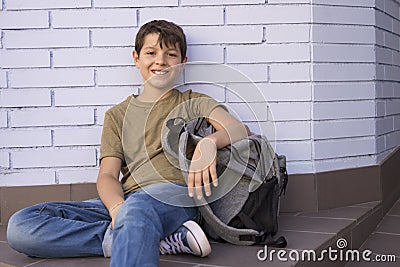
left=163, top=117, right=288, bottom=247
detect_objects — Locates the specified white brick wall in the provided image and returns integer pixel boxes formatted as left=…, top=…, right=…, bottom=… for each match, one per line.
left=0, top=1, right=399, bottom=187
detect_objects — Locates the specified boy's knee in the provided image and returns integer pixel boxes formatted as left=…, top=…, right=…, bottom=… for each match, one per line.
left=7, top=208, right=41, bottom=256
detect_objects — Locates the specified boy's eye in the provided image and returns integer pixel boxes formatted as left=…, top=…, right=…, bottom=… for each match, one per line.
left=168, top=53, right=177, bottom=57
left=146, top=51, right=155, bottom=55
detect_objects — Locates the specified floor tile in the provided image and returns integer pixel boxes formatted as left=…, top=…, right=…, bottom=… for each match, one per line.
left=279, top=230, right=335, bottom=251
left=360, top=233, right=400, bottom=258
left=375, top=215, right=400, bottom=235
left=27, top=257, right=110, bottom=267
left=0, top=242, right=43, bottom=267
left=298, top=206, right=371, bottom=221
left=279, top=215, right=355, bottom=234
left=388, top=201, right=400, bottom=216
left=161, top=242, right=296, bottom=267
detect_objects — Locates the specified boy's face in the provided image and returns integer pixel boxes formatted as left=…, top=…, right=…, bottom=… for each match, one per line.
left=133, top=33, right=187, bottom=90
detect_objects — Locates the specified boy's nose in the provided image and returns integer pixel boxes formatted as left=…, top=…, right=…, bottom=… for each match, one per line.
left=155, top=54, right=166, bottom=65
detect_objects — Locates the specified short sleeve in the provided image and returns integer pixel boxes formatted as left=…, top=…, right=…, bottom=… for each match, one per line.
left=188, top=91, right=228, bottom=119
left=99, top=111, right=124, bottom=163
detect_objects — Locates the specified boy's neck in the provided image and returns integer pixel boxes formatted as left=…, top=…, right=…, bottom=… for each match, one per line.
left=137, top=86, right=174, bottom=103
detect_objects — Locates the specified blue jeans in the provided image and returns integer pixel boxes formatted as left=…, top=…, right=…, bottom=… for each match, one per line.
left=7, top=182, right=198, bottom=267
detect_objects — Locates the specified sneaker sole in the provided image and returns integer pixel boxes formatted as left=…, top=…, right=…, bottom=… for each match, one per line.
left=183, top=220, right=212, bottom=257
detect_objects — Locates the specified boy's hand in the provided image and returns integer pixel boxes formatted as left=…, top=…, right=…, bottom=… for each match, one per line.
left=187, top=137, right=218, bottom=199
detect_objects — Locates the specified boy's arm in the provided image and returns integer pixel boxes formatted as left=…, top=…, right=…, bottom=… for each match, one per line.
left=187, top=106, right=250, bottom=199
left=97, top=157, right=125, bottom=228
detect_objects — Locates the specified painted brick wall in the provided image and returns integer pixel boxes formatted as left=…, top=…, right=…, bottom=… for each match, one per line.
left=0, top=0, right=399, bottom=187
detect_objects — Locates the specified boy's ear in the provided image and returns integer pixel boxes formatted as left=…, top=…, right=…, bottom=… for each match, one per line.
left=132, top=50, right=140, bottom=68
left=179, top=56, right=188, bottom=71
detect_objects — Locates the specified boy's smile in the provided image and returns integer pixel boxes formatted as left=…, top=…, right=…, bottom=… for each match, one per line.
left=133, top=33, right=187, bottom=95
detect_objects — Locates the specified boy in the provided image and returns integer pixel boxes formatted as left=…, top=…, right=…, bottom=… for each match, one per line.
left=7, top=20, right=249, bottom=266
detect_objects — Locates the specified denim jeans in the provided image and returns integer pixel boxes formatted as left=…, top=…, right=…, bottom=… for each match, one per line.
left=7, top=182, right=198, bottom=267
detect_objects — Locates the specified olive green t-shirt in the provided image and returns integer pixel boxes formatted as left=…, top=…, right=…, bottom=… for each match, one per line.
left=100, top=89, right=222, bottom=194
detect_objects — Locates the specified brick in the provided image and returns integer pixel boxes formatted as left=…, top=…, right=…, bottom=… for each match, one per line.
left=313, top=44, right=375, bottom=63
left=313, top=64, right=375, bottom=82
left=0, top=111, right=7, bottom=127
left=384, top=65, right=400, bottom=82
left=376, top=82, right=394, bottom=99
left=4, top=29, right=89, bottom=49
left=314, top=137, right=375, bottom=160
left=181, top=0, right=264, bottom=5
left=53, top=48, right=133, bottom=68
left=0, top=129, right=51, bottom=148
left=387, top=131, right=400, bottom=150
left=266, top=24, right=310, bottom=43
left=274, top=121, right=311, bottom=141
left=10, top=107, right=94, bottom=127
left=376, top=46, right=393, bottom=65
left=269, top=63, right=311, bottom=82
left=275, top=141, right=312, bottom=161
left=52, top=9, right=137, bottom=28
left=92, top=28, right=138, bottom=47
left=140, top=7, right=223, bottom=26
left=268, top=102, right=311, bottom=121
left=288, top=161, right=314, bottom=174
left=0, top=170, right=55, bottom=187
left=376, top=117, right=394, bottom=136
left=230, top=64, right=268, bottom=83
left=312, top=0, right=375, bottom=7
left=384, top=0, right=400, bottom=18
left=313, top=101, right=375, bottom=120
left=312, top=25, right=375, bottom=44
left=186, top=45, right=224, bottom=63
left=96, top=67, right=144, bottom=86
left=394, top=115, right=400, bottom=131
left=227, top=102, right=268, bottom=121
left=95, top=0, right=177, bottom=7
left=53, top=127, right=102, bottom=146
left=313, top=82, right=375, bottom=101
left=314, top=119, right=375, bottom=140
left=313, top=5, right=375, bottom=25
left=0, top=11, right=48, bottom=29
left=0, top=151, right=8, bottom=168
left=376, top=100, right=386, bottom=117
left=226, top=5, right=311, bottom=24
left=96, top=106, right=112, bottom=126
left=7, top=0, right=91, bottom=10
left=184, top=63, right=267, bottom=84
left=227, top=44, right=310, bottom=63
left=0, top=89, right=51, bottom=107
left=9, top=69, right=94, bottom=88
left=184, top=26, right=263, bottom=44
left=57, top=168, right=99, bottom=184
left=376, top=135, right=386, bottom=154
left=376, top=10, right=392, bottom=32
left=227, top=83, right=311, bottom=102
left=54, top=87, right=134, bottom=106
left=384, top=32, right=399, bottom=51
left=314, top=155, right=376, bottom=173
left=386, top=99, right=400, bottom=116
left=12, top=148, right=97, bottom=168
left=0, top=50, right=50, bottom=68
left=0, top=71, right=7, bottom=88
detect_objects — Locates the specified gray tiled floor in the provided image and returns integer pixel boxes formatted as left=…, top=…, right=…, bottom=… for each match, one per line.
left=0, top=199, right=399, bottom=267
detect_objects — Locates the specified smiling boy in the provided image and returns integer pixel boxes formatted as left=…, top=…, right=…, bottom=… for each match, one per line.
left=7, top=20, right=249, bottom=267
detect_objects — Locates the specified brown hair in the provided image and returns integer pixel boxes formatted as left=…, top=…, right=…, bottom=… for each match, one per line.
left=135, top=20, right=187, bottom=62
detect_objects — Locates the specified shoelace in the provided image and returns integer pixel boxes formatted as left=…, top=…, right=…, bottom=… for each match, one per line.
left=159, top=232, right=192, bottom=255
